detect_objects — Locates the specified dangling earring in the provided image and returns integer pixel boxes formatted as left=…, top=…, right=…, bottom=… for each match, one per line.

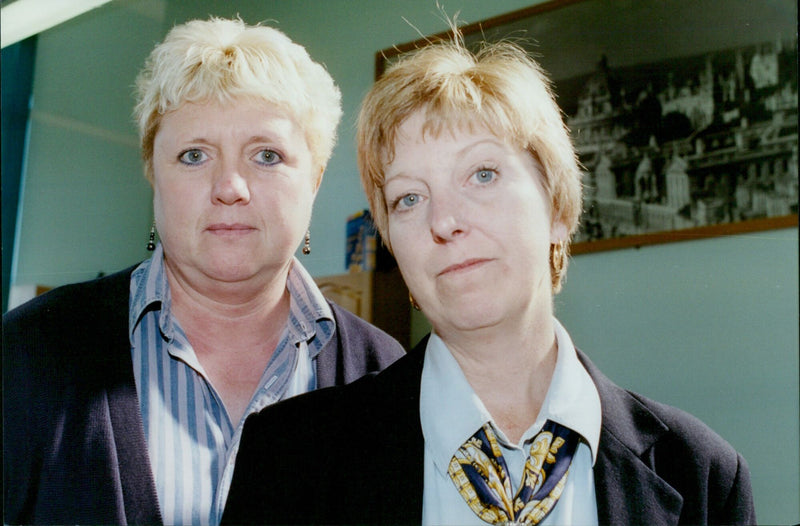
left=146, top=220, right=157, bottom=251
left=302, top=230, right=311, bottom=255
left=409, top=292, right=421, bottom=311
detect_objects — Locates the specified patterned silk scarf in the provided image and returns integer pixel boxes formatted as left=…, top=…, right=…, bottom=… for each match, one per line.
left=448, top=420, right=580, bottom=524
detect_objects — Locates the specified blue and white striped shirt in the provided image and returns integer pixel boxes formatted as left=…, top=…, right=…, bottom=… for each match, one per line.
left=129, top=244, right=334, bottom=525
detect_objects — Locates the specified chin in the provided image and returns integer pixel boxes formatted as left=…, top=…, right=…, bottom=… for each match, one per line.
left=200, top=259, right=259, bottom=283
left=451, top=318, right=503, bottom=333
left=435, top=304, right=506, bottom=333
left=434, top=288, right=541, bottom=333
left=204, top=271, right=255, bottom=285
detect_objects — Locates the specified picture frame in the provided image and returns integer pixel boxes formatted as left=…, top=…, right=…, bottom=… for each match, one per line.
left=375, top=0, right=798, bottom=254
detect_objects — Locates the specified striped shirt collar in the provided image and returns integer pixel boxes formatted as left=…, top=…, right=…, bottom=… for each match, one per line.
left=129, top=243, right=334, bottom=354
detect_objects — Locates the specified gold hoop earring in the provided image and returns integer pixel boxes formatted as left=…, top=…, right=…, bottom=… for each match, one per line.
left=302, top=230, right=311, bottom=255
left=551, top=241, right=566, bottom=282
left=409, top=293, right=421, bottom=311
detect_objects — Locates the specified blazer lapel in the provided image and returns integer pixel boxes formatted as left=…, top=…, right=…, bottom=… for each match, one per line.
left=593, top=430, right=683, bottom=525
left=577, top=351, right=683, bottom=526
left=368, top=338, right=428, bottom=523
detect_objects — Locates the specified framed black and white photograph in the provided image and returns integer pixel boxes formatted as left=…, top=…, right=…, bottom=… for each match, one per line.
left=376, top=0, right=798, bottom=254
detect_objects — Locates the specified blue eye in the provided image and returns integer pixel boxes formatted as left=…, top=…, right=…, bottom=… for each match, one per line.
left=393, top=193, right=421, bottom=210
left=179, top=149, right=207, bottom=165
left=401, top=194, right=419, bottom=207
left=474, top=168, right=496, bottom=184
left=255, top=149, right=281, bottom=166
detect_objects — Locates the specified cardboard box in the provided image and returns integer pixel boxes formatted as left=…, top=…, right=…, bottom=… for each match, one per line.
left=345, top=210, right=378, bottom=272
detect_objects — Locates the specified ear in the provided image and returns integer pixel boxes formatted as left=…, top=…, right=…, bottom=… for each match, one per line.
left=550, top=217, right=569, bottom=244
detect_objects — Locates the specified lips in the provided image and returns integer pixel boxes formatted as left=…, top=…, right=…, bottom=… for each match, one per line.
left=206, top=223, right=256, bottom=234
left=437, top=258, right=493, bottom=277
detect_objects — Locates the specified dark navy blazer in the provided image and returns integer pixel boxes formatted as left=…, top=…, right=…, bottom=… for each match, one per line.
left=3, top=266, right=405, bottom=525
left=223, top=337, right=756, bottom=525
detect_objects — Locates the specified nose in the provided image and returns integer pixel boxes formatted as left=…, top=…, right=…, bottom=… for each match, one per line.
left=211, top=161, right=250, bottom=205
left=429, top=195, right=468, bottom=244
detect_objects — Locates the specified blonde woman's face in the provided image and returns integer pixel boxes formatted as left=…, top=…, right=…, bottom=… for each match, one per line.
left=382, top=111, right=567, bottom=337
left=151, top=99, right=319, bottom=290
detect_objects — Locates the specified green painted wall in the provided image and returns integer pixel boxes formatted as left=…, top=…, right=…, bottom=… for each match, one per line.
left=556, top=227, right=799, bottom=523
left=11, top=1, right=161, bottom=289
left=6, top=1, right=798, bottom=523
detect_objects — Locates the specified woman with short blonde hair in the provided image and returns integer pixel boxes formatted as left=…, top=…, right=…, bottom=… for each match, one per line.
left=135, top=17, right=342, bottom=183
left=225, top=35, right=754, bottom=526
left=358, top=38, right=582, bottom=291
left=4, top=17, right=403, bottom=525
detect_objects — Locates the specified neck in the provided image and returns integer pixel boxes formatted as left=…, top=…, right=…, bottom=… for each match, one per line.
left=165, top=260, right=292, bottom=348
left=438, top=308, right=558, bottom=444
left=164, top=261, right=293, bottom=425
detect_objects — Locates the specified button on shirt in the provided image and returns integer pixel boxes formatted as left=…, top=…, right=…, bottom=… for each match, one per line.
left=129, top=244, right=334, bottom=526
left=420, top=319, right=602, bottom=526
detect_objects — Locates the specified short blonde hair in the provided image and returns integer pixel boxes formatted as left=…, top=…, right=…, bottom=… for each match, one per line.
left=357, top=38, right=582, bottom=291
left=134, top=17, right=342, bottom=182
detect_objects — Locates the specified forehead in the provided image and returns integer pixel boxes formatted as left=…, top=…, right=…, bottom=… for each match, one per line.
left=387, top=109, right=523, bottom=158
left=403, top=108, right=484, bottom=137
left=155, top=99, right=303, bottom=142
left=390, top=110, right=521, bottom=160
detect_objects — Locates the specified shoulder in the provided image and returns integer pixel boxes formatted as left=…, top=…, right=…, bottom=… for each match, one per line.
left=257, top=375, right=375, bottom=429
left=322, top=301, right=406, bottom=381
left=227, top=376, right=377, bottom=523
left=251, top=348, right=413, bottom=429
left=227, top=349, right=426, bottom=524
left=579, top=350, right=754, bottom=522
left=3, top=266, right=135, bottom=333
left=630, top=390, right=754, bottom=523
left=632, top=390, right=744, bottom=471
left=328, top=301, right=404, bottom=351
left=246, top=345, right=424, bottom=439
left=578, top=349, right=740, bottom=464
left=3, top=266, right=136, bottom=377
left=3, top=266, right=149, bottom=525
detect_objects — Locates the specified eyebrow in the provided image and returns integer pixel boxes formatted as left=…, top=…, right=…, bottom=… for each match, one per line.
left=382, top=171, right=416, bottom=188
left=455, top=137, right=507, bottom=156
left=245, top=134, right=288, bottom=145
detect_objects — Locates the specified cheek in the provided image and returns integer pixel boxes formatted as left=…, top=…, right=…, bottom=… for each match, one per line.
left=392, top=239, right=418, bottom=273
left=153, top=173, right=182, bottom=205
left=270, top=180, right=315, bottom=217
left=152, top=186, right=167, bottom=226
left=387, top=219, right=410, bottom=253
left=153, top=182, right=193, bottom=236
left=387, top=221, right=428, bottom=286
left=387, top=219, right=413, bottom=257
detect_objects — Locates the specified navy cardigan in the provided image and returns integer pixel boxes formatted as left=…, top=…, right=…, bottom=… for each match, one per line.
left=3, top=266, right=405, bottom=525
